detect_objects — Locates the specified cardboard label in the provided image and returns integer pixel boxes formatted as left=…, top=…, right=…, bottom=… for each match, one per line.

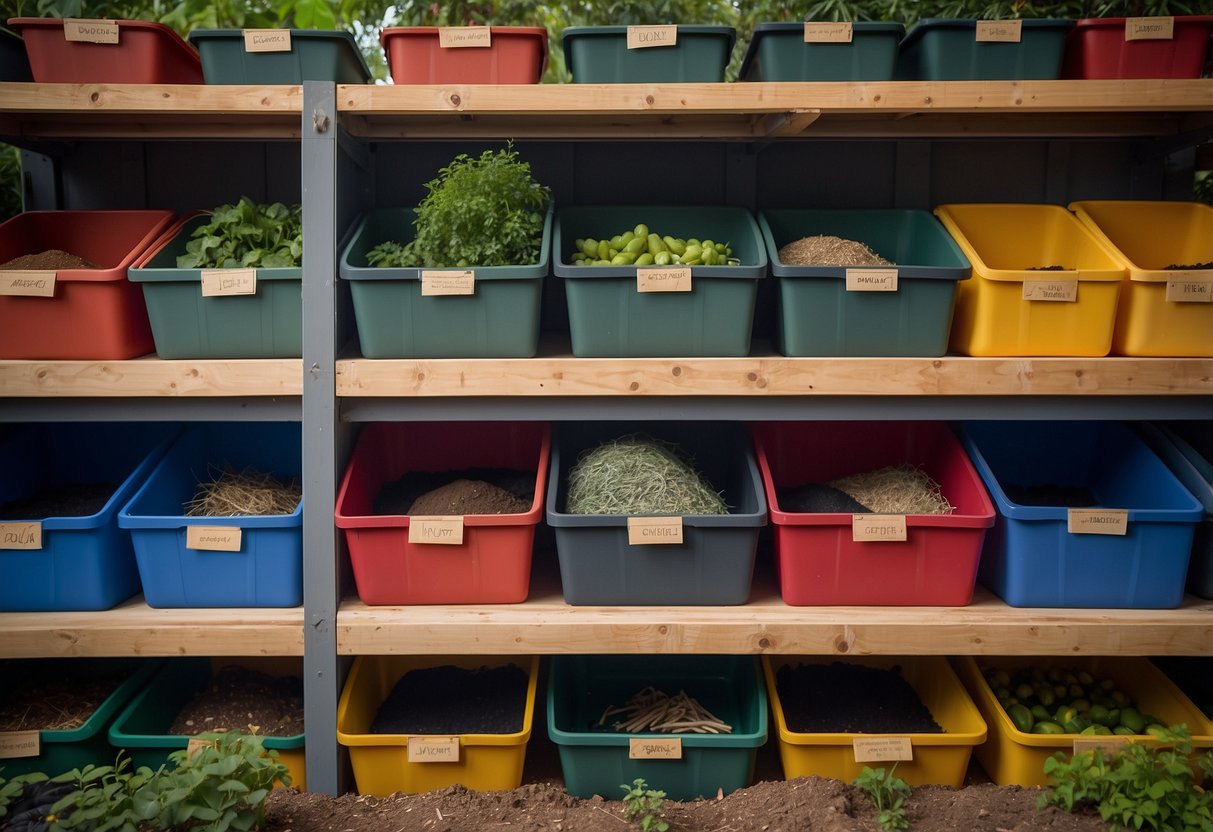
left=186, top=526, right=242, bottom=552
left=0, top=271, right=56, bottom=297
left=852, top=515, right=907, bottom=543
left=804, top=22, right=852, bottom=43
left=186, top=737, right=214, bottom=759
left=627, top=25, right=677, bottom=49
left=408, top=736, right=460, bottom=762
left=637, top=267, right=692, bottom=293
left=439, top=26, right=492, bottom=48
left=1, top=522, right=42, bottom=550
left=1125, top=17, right=1174, bottom=41
left=629, top=737, right=682, bottom=760
left=243, top=29, right=292, bottom=52
left=421, top=270, right=476, bottom=296
left=627, top=516, right=684, bottom=545
left=845, top=268, right=899, bottom=292
left=408, top=516, right=465, bottom=545
left=0, top=731, right=41, bottom=759
left=976, top=19, right=1022, bottom=42
left=853, top=736, right=913, bottom=763
left=1165, top=275, right=1213, bottom=303
left=1067, top=509, right=1129, bottom=536
left=1022, top=279, right=1078, bottom=302
left=1073, top=737, right=1131, bottom=755
left=64, top=19, right=119, bottom=44
left=201, top=269, right=257, bottom=297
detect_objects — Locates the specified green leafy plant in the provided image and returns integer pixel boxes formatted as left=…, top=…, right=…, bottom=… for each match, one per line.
left=176, top=197, right=303, bottom=270
left=854, top=764, right=911, bottom=832
left=1039, top=724, right=1213, bottom=832
left=620, top=778, right=669, bottom=832
left=44, top=756, right=158, bottom=832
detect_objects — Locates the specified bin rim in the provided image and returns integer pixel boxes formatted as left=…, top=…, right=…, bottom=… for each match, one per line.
left=1068, top=199, right=1213, bottom=284
left=129, top=211, right=303, bottom=282
left=0, top=209, right=176, bottom=283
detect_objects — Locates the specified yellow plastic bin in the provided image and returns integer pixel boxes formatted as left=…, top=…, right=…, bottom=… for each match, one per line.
left=336, top=655, right=538, bottom=796
left=1068, top=200, right=1213, bottom=357
left=762, top=656, right=986, bottom=787
left=934, top=203, right=1126, bottom=356
left=955, top=656, right=1213, bottom=787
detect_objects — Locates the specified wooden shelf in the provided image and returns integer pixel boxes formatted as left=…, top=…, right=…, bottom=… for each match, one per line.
left=0, top=357, right=303, bottom=397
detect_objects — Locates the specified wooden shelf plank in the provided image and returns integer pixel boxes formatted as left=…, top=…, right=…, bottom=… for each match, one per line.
left=0, top=358, right=303, bottom=397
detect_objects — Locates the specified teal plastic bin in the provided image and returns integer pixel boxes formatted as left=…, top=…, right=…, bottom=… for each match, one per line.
left=187, top=29, right=371, bottom=83
left=338, top=207, right=551, bottom=359
left=547, top=654, right=767, bottom=800
left=562, top=25, right=735, bottom=82
left=739, top=22, right=903, bottom=81
left=759, top=209, right=971, bottom=357
left=896, top=19, right=1074, bottom=80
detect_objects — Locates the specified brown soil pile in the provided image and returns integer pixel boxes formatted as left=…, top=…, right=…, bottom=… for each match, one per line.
left=408, top=479, right=530, bottom=515
left=0, top=250, right=99, bottom=270
left=169, top=665, right=304, bottom=738
left=778, top=235, right=891, bottom=266
left=0, top=661, right=126, bottom=731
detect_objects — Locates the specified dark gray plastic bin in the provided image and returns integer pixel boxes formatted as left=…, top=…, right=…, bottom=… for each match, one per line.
left=1139, top=421, right=1213, bottom=600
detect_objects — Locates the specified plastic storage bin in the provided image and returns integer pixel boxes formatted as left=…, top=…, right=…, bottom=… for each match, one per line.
left=548, top=654, right=767, bottom=800
left=0, top=27, right=33, bottom=81
left=128, top=213, right=302, bottom=359
left=738, top=22, right=903, bottom=81
left=934, top=203, right=1126, bottom=356
left=758, top=209, right=971, bottom=357
left=957, top=656, right=1213, bottom=787
left=895, top=18, right=1073, bottom=80
left=339, top=207, right=551, bottom=358
left=764, top=656, right=986, bottom=787
left=1138, top=422, right=1213, bottom=600
left=1068, top=200, right=1213, bottom=357
left=562, top=25, right=735, bottom=82
left=188, top=28, right=371, bottom=84
left=117, top=422, right=303, bottom=608
left=1063, top=16, right=1213, bottom=79
left=381, top=26, right=547, bottom=83
left=960, top=420, right=1202, bottom=609
left=752, top=421, right=995, bottom=606
left=0, top=209, right=174, bottom=360
left=108, top=657, right=306, bottom=789
left=8, top=18, right=202, bottom=83
left=335, top=421, right=549, bottom=605
left=337, top=655, right=539, bottom=796
left=554, top=205, right=767, bottom=357
left=547, top=422, right=766, bottom=606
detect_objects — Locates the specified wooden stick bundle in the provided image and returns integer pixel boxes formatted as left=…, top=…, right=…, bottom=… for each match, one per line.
left=598, top=686, right=733, bottom=734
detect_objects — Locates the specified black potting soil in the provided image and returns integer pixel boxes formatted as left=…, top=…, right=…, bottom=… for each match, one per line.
left=775, top=662, right=943, bottom=734
left=1002, top=483, right=1098, bottom=507
left=777, top=484, right=871, bottom=514
left=1025, top=265, right=1068, bottom=271
left=1165, top=262, right=1213, bottom=270
left=370, top=664, right=528, bottom=735
left=0, top=482, right=117, bottom=519
left=373, top=468, right=533, bottom=515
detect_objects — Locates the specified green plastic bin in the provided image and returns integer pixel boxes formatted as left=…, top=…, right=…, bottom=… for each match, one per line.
left=187, top=29, right=371, bottom=83
left=895, top=18, right=1073, bottom=80
left=339, top=207, right=551, bottom=359
left=561, top=25, right=735, bottom=82
left=739, top=22, right=904, bottom=81
left=554, top=205, right=766, bottom=357
left=128, top=213, right=302, bottom=359
left=758, top=209, right=971, bottom=357
left=547, top=654, right=767, bottom=800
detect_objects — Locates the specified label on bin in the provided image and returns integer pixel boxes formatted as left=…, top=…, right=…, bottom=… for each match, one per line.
left=627, top=516, right=684, bottom=545
left=637, top=267, right=692, bottom=293
left=1022, top=279, right=1077, bottom=302
left=0, top=731, right=40, bottom=759
left=201, top=269, right=257, bottom=297
left=243, top=29, right=292, bottom=52
left=804, top=22, right=853, bottom=43
left=627, top=25, right=677, bottom=49
left=853, top=736, right=913, bottom=763
left=0, top=271, right=56, bottom=297
left=64, top=19, right=119, bottom=44
left=845, top=268, right=898, bottom=292
left=409, top=516, right=465, bottom=545
left=1067, top=509, right=1128, bottom=536
left=975, top=20, right=1022, bottom=42
left=1166, top=275, right=1213, bottom=303
left=421, top=270, right=476, bottom=296
left=187, top=526, right=243, bottom=551
left=408, top=736, right=460, bottom=762
left=0, top=522, right=42, bottom=550
left=629, top=737, right=682, bottom=759
left=1125, top=17, right=1173, bottom=40
left=1073, top=737, right=1130, bottom=755
left=439, top=27, right=492, bottom=48
left=852, top=515, right=907, bottom=542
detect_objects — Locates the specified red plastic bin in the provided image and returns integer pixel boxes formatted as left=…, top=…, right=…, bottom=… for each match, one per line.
left=8, top=18, right=202, bottom=83
left=335, top=421, right=549, bottom=605
left=380, top=26, right=547, bottom=83
left=1062, top=16, right=1213, bottom=79
left=0, top=210, right=174, bottom=360
left=752, top=421, right=996, bottom=606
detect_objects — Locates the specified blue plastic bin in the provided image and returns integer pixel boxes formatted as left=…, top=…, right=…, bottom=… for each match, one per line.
left=118, top=423, right=303, bottom=608
left=0, top=423, right=176, bottom=611
left=1139, top=422, right=1213, bottom=600
left=960, top=421, right=1202, bottom=608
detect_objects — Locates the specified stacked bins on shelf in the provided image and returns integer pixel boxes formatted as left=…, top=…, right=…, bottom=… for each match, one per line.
left=380, top=26, right=548, bottom=83
left=7, top=18, right=202, bottom=82
left=188, top=28, right=372, bottom=83
left=895, top=18, right=1073, bottom=80
left=1063, top=16, right=1213, bottom=79
left=562, top=25, right=735, bottom=82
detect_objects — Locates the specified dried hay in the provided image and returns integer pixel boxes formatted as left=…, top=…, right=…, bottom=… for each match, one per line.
left=565, top=435, right=727, bottom=516
left=777, top=235, right=892, bottom=266
left=828, top=464, right=953, bottom=515
left=599, top=687, right=733, bottom=734
left=185, top=467, right=301, bottom=517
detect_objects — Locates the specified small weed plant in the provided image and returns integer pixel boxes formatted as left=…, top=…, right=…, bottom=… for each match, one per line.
left=854, top=764, right=911, bottom=832
left=620, top=778, right=669, bottom=832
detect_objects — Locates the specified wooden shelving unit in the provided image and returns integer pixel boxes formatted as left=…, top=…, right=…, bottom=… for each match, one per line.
left=0, top=358, right=303, bottom=397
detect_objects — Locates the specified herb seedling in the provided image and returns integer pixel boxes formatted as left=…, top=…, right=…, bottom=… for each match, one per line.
left=854, top=764, right=911, bottom=831
left=177, top=197, right=303, bottom=269
left=620, top=778, right=669, bottom=832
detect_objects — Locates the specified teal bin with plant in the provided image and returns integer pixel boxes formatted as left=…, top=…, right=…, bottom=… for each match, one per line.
left=895, top=18, right=1074, bottom=80
left=758, top=209, right=971, bottom=357
left=187, top=29, right=371, bottom=83
left=562, top=25, right=735, bottom=82
left=739, top=22, right=904, bottom=81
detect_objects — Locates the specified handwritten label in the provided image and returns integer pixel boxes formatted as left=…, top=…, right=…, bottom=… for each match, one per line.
left=627, top=25, right=677, bottom=49
left=0, top=271, right=56, bottom=297
left=1165, top=275, right=1213, bottom=303
left=243, top=29, right=292, bottom=52
left=0, top=522, right=42, bottom=550
left=804, top=22, right=852, bottom=43
left=1067, top=509, right=1129, bottom=536
left=408, top=516, right=465, bottom=545
left=64, top=19, right=119, bottom=44
left=637, top=267, right=692, bottom=293
left=852, top=515, right=908, bottom=543
left=1125, top=17, right=1174, bottom=41
left=421, top=270, right=476, bottom=296
left=408, top=736, right=460, bottom=762
left=845, top=268, right=899, bottom=292
left=853, top=736, right=913, bottom=763
left=439, top=26, right=492, bottom=48
left=629, top=737, right=682, bottom=759
left=1073, top=737, right=1131, bottom=755
left=627, top=516, right=684, bottom=545
left=186, top=526, right=242, bottom=552
left=1022, top=279, right=1078, bottom=302
left=186, top=737, right=215, bottom=759
left=976, top=19, right=1022, bottom=42
left=201, top=269, right=257, bottom=297
left=0, top=731, right=41, bottom=759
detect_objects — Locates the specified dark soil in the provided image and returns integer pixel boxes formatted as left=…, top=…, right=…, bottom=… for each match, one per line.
left=0, top=482, right=116, bottom=520
left=371, top=664, right=529, bottom=735
left=1002, top=484, right=1097, bottom=507
left=1165, top=261, right=1213, bottom=269
left=777, top=484, right=871, bottom=513
left=407, top=479, right=530, bottom=515
left=1025, top=265, right=1068, bottom=271
left=374, top=468, right=534, bottom=515
left=0, top=660, right=126, bottom=731
left=0, top=250, right=99, bottom=270
left=775, top=662, right=943, bottom=734
left=168, top=665, right=304, bottom=738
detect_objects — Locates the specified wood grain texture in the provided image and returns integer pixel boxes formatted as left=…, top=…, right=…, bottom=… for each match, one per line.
left=0, top=358, right=303, bottom=397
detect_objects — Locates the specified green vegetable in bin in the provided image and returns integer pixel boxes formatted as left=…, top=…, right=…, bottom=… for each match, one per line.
left=176, top=196, right=303, bottom=269
left=569, top=223, right=740, bottom=266
left=982, top=664, right=1167, bottom=737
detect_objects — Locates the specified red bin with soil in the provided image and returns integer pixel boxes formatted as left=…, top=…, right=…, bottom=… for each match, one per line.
left=380, top=26, right=547, bottom=84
